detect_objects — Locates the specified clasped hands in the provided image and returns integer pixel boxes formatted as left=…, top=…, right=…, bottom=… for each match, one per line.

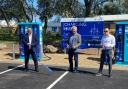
left=67, top=44, right=76, bottom=49
left=27, top=43, right=31, bottom=49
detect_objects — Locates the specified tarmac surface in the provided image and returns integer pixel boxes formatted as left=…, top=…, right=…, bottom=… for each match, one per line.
left=0, top=62, right=128, bottom=89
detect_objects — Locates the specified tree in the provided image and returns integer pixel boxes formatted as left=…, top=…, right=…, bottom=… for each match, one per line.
left=102, top=1, right=121, bottom=15
left=37, top=0, right=122, bottom=18
left=0, top=0, right=36, bottom=26
left=37, top=0, right=84, bottom=19
left=122, top=0, right=128, bottom=13
left=92, top=0, right=107, bottom=15
left=84, top=0, right=94, bottom=17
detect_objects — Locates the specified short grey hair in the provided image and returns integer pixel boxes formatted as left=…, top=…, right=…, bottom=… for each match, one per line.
left=27, top=27, right=32, bottom=30
left=71, top=26, right=77, bottom=31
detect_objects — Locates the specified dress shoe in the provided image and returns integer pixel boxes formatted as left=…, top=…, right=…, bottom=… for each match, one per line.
left=68, top=68, right=73, bottom=72
left=108, top=74, right=112, bottom=78
left=96, top=73, right=103, bottom=76
left=74, top=68, right=78, bottom=73
left=24, top=69, right=28, bottom=72
left=35, top=69, right=39, bottom=72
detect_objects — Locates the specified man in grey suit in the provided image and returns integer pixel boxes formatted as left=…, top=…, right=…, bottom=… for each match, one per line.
left=67, top=26, right=81, bottom=72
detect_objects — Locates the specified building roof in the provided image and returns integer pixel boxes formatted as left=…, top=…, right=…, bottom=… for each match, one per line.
left=115, top=22, right=128, bottom=24
left=61, top=14, right=128, bottom=22
left=61, top=17, right=103, bottom=22
left=98, top=14, right=128, bottom=21
left=18, top=22, right=43, bottom=26
left=0, top=20, right=17, bottom=27
left=48, top=21, right=61, bottom=27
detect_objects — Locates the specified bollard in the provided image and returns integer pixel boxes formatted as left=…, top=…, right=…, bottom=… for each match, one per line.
left=12, top=44, right=15, bottom=60
left=64, top=48, right=66, bottom=54
left=98, top=48, right=100, bottom=55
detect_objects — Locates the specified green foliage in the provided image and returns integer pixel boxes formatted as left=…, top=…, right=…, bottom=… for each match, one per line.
left=37, top=0, right=85, bottom=19
left=102, top=1, right=120, bottom=15
left=43, top=32, right=61, bottom=44
left=0, top=0, right=36, bottom=23
left=0, top=28, right=12, bottom=34
left=122, top=0, right=128, bottom=13
left=0, top=28, right=18, bottom=41
left=37, top=0, right=125, bottom=18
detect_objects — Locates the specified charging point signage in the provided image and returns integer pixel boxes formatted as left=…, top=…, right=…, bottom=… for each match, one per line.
left=115, top=25, right=124, bottom=62
left=124, top=25, right=128, bottom=62
left=115, top=22, right=128, bottom=64
left=61, top=18, right=104, bottom=49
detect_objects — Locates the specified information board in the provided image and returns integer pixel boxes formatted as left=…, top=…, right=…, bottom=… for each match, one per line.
left=61, top=18, right=104, bottom=49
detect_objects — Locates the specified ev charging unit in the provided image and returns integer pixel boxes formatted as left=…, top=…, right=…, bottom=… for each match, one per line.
left=61, top=18, right=104, bottom=49
left=18, top=22, right=43, bottom=61
left=115, top=22, right=128, bottom=65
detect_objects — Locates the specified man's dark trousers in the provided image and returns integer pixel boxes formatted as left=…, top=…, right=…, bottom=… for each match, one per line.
left=99, top=49, right=112, bottom=76
left=25, top=49, right=38, bottom=71
left=68, top=48, right=78, bottom=71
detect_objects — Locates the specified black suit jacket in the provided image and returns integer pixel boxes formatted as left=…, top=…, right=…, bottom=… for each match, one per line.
left=23, top=33, right=38, bottom=52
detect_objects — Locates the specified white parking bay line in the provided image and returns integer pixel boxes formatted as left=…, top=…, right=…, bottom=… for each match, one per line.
left=46, top=71, right=69, bottom=89
left=0, top=64, right=24, bottom=75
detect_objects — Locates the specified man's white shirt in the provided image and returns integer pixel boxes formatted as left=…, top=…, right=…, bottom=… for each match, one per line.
left=29, top=34, right=32, bottom=45
left=101, top=34, right=115, bottom=48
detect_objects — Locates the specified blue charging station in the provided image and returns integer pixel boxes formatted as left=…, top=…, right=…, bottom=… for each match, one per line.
left=115, top=22, right=128, bottom=65
left=18, top=22, right=43, bottom=60
left=61, top=18, right=104, bottom=49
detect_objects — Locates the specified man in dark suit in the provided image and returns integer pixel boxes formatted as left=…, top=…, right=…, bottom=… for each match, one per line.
left=23, top=28, right=39, bottom=72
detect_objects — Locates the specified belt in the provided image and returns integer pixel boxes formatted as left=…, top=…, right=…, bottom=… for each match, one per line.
left=103, top=47, right=113, bottom=50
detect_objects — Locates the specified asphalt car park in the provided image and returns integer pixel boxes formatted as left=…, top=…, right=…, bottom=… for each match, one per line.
left=0, top=62, right=128, bottom=89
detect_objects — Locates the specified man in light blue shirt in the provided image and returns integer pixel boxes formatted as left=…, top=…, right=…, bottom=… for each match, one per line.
left=96, top=27, right=115, bottom=77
